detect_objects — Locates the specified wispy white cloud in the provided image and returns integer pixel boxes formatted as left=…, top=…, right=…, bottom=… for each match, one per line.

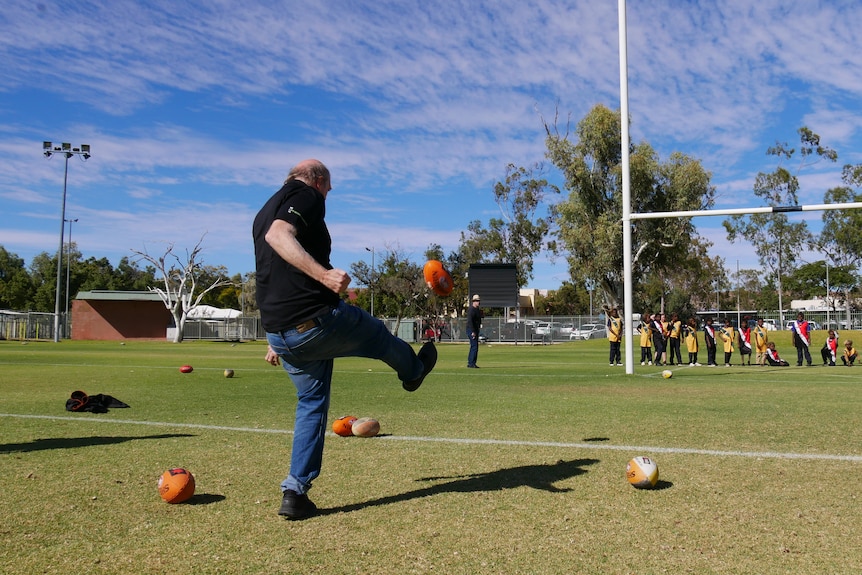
left=1, top=0, right=861, bottom=286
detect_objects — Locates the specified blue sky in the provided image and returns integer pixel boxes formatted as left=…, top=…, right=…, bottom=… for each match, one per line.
left=1, top=0, right=861, bottom=289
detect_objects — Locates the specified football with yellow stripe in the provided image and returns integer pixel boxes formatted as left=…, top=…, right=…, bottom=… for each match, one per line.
left=626, top=456, right=659, bottom=489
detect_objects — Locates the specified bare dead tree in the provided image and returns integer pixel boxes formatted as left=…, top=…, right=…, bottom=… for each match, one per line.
left=131, top=235, right=232, bottom=343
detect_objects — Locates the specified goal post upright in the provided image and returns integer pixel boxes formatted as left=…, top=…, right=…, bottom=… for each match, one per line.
left=619, top=0, right=636, bottom=374
left=616, top=0, right=862, bottom=375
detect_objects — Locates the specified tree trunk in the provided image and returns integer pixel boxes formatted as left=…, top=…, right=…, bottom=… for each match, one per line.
left=599, top=278, right=621, bottom=312
left=171, top=309, right=184, bottom=343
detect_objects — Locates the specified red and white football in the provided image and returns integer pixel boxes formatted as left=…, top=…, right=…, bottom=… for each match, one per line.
left=423, top=260, right=454, bottom=297
left=158, top=468, right=196, bottom=503
left=332, top=415, right=358, bottom=437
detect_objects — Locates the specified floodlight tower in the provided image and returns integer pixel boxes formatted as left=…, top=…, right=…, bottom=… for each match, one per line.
left=43, top=141, right=91, bottom=342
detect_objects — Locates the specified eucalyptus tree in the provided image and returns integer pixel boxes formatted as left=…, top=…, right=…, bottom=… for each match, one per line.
left=458, top=163, right=558, bottom=288
left=724, top=127, right=837, bottom=323
left=814, top=163, right=862, bottom=323
left=0, top=246, right=32, bottom=310
left=350, top=245, right=425, bottom=324
left=545, top=104, right=715, bottom=310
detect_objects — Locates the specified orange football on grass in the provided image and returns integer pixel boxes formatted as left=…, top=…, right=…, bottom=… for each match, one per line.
left=158, top=468, right=196, bottom=503
left=332, top=416, right=358, bottom=437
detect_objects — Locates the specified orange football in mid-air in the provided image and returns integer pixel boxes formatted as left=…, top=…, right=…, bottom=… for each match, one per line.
left=423, top=260, right=454, bottom=297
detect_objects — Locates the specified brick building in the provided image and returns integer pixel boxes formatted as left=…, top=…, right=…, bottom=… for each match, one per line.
left=72, top=290, right=173, bottom=340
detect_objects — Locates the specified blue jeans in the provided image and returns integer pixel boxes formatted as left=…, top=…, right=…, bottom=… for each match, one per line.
left=468, top=331, right=479, bottom=366
left=266, top=300, right=424, bottom=495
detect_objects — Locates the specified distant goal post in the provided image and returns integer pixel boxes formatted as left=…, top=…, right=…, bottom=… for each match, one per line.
left=622, top=201, right=862, bottom=374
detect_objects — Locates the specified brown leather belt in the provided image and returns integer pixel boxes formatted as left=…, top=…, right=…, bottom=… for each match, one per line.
left=293, top=307, right=332, bottom=333
left=295, top=319, right=316, bottom=333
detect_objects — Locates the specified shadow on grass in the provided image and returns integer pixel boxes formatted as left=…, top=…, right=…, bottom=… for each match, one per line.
left=317, top=458, right=599, bottom=516
left=0, top=434, right=196, bottom=453
left=185, top=493, right=227, bottom=505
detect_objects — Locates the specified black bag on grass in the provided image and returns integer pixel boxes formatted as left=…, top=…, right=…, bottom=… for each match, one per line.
left=65, top=390, right=130, bottom=413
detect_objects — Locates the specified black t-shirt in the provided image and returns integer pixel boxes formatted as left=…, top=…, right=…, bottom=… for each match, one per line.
left=467, top=305, right=483, bottom=334
left=253, top=180, right=339, bottom=332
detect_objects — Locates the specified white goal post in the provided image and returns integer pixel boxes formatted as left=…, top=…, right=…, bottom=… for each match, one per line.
left=621, top=202, right=862, bottom=374
left=617, top=0, right=862, bottom=374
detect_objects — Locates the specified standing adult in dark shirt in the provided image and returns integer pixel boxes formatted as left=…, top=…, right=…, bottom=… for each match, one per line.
left=466, top=294, right=483, bottom=368
left=253, top=159, right=437, bottom=520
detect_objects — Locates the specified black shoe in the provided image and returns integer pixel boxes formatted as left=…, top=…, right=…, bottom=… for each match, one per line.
left=278, top=490, right=317, bottom=520
left=467, top=364, right=480, bottom=368
left=403, top=342, right=437, bottom=392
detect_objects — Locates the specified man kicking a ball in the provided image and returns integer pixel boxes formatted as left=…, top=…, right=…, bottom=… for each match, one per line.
left=254, top=159, right=437, bottom=520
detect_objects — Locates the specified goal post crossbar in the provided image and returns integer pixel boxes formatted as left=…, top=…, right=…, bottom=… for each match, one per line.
left=623, top=200, right=862, bottom=374
left=617, top=1, right=862, bottom=374
left=629, top=201, right=862, bottom=221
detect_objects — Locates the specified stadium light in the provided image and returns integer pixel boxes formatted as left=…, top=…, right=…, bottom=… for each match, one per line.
left=44, top=141, right=91, bottom=342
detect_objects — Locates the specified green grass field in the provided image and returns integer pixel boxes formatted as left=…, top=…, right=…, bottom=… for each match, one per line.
left=2, top=336, right=861, bottom=574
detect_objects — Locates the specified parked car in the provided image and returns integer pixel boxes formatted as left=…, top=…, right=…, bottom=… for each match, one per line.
left=823, top=320, right=858, bottom=331
left=569, top=323, right=606, bottom=340
left=534, top=322, right=563, bottom=337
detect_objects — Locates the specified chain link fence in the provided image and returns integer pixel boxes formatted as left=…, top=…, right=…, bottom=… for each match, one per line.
left=3, top=309, right=859, bottom=343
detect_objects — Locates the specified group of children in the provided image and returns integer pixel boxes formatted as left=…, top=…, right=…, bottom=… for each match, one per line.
left=635, top=312, right=857, bottom=368
left=636, top=312, right=700, bottom=366
left=818, top=327, right=858, bottom=367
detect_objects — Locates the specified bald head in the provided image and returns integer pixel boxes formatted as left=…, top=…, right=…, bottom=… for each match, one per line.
left=286, top=159, right=330, bottom=186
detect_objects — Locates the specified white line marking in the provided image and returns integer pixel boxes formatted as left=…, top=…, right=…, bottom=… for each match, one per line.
left=3, top=413, right=861, bottom=462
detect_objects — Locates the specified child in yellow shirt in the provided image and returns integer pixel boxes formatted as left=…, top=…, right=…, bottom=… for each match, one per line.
left=639, top=313, right=653, bottom=366
left=841, top=340, right=857, bottom=366
left=753, top=318, right=769, bottom=366
left=718, top=318, right=735, bottom=367
left=684, top=317, right=700, bottom=366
